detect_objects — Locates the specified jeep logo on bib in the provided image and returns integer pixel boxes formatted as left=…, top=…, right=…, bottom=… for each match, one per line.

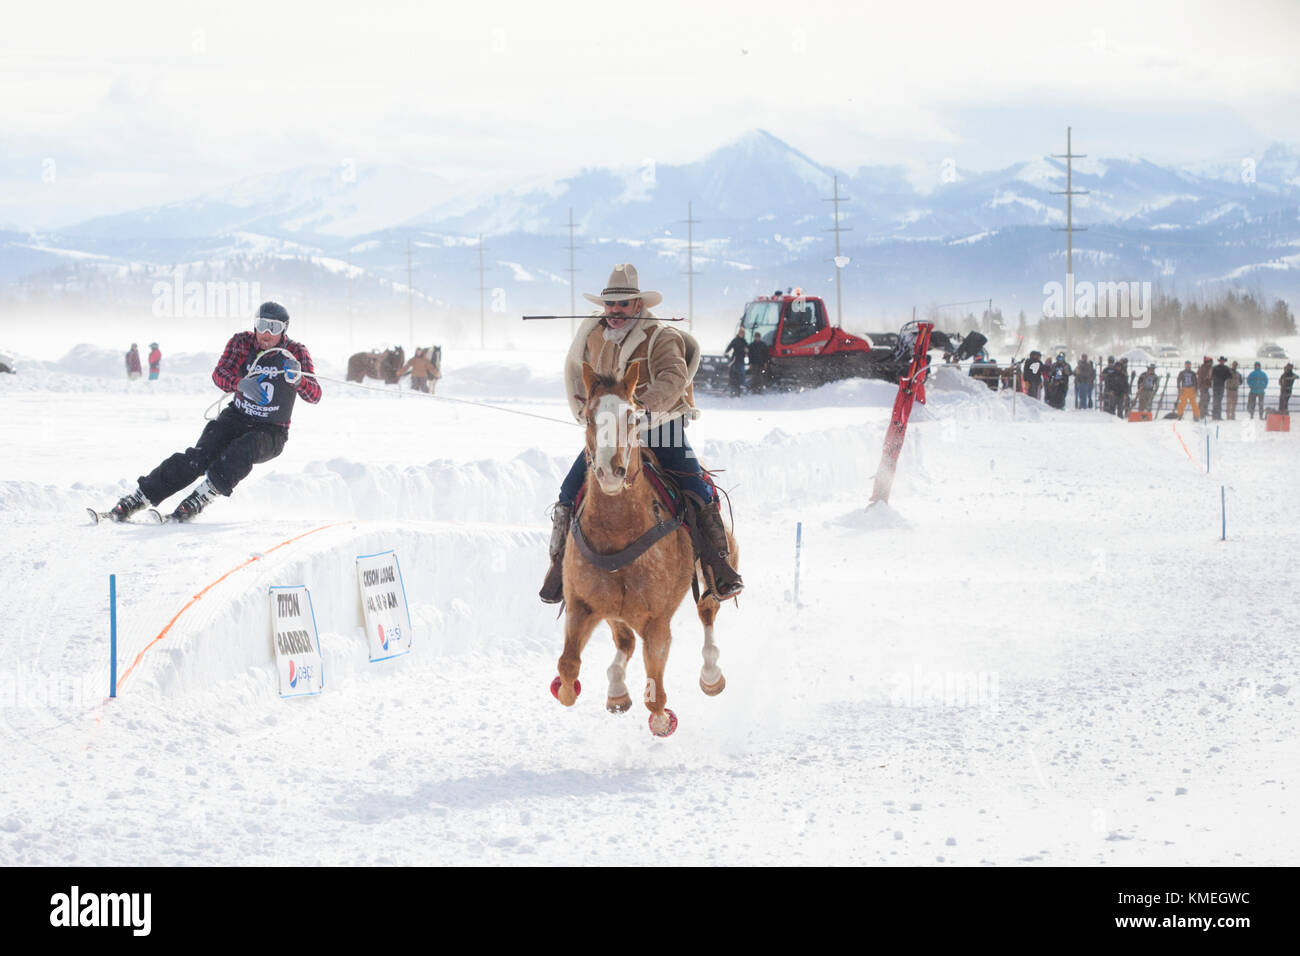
left=233, top=354, right=298, bottom=424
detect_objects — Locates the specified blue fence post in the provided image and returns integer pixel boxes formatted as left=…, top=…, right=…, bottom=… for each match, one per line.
left=1206, top=434, right=1211, bottom=474
left=109, top=574, right=117, bottom=698
left=1221, top=486, right=1226, bottom=542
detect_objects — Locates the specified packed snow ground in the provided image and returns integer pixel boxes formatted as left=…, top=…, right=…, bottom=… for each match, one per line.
left=1, top=335, right=1296, bottom=866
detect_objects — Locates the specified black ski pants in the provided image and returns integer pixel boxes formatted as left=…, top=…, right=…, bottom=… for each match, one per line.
left=138, top=407, right=288, bottom=504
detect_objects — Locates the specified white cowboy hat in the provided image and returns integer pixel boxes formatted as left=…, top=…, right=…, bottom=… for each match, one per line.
left=582, top=263, right=663, bottom=309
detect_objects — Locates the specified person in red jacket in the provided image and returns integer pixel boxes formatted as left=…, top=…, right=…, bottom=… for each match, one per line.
left=125, top=344, right=142, bottom=380
left=104, top=302, right=321, bottom=522
left=148, top=342, right=162, bottom=380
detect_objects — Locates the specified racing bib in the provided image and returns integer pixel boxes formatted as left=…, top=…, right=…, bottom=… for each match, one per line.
left=232, top=350, right=299, bottom=424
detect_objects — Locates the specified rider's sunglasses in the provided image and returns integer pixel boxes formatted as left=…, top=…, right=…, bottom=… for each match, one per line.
left=604, top=299, right=634, bottom=309
left=255, top=317, right=287, bottom=335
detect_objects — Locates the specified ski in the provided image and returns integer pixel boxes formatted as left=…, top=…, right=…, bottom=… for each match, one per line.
left=87, top=507, right=166, bottom=525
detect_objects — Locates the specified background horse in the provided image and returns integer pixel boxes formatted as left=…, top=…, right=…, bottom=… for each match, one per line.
left=551, top=362, right=738, bottom=737
left=346, top=346, right=405, bottom=384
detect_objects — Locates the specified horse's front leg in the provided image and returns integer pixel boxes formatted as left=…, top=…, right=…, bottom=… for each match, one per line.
left=641, top=616, right=677, bottom=737
left=606, top=621, right=637, bottom=713
left=554, top=605, right=599, bottom=707
left=697, top=603, right=726, bottom=696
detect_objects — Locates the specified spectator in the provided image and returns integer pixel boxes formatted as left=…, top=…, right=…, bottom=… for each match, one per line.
left=1197, top=357, right=1213, bottom=422
left=1246, top=362, right=1268, bottom=419
left=1136, top=364, right=1159, bottom=413
left=1115, top=358, right=1132, bottom=417
left=148, top=343, right=162, bottom=380
left=724, top=327, right=748, bottom=396
left=1225, top=361, right=1242, bottom=420
left=126, top=344, right=142, bottom=381
left=748, top=331, right=770, bottom=393
left=1044, top=352, right=1071, bottom=409
left=1022, top=350, right=1045, bottom=399
left=398, top=346, right=441, bottom=393
left=1210, top=356, right=1232, bottom=420
left=1280, top=363, right=1297, bottom=414
left=1173, top=361, right=1200, bottom=420
left=1074, top=353, right=1095, bottom=409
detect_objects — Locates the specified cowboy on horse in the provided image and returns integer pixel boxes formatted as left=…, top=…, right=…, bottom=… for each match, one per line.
left=539, top=263, right=744, bottom=603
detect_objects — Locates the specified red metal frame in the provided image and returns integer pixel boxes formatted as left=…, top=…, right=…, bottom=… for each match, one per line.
left=870, top=322, right=934, bottom=504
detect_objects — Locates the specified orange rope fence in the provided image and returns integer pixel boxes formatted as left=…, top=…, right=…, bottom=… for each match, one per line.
left=114, top=522, right=344, bottom=693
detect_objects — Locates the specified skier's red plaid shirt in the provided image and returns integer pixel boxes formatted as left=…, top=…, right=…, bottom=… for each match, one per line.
left=213, top=332, right=322, bottom=424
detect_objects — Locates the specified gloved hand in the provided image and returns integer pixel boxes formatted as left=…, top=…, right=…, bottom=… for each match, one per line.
left=237, top=375, right=269, bottom=406
left=282, top=356, right=302, bottom=386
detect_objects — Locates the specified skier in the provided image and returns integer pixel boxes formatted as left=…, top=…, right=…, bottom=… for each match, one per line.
left=125, top=344, right=142, bottom=381
left=1173, top=361, right=1200, bottom=420
left=148, top=343, right=162, bottom=380
left=1225, top=361, right=1242, bottom=420
left=1210, top=356, right=1232, bottom=420
left=538, top=264, right=742, bottom=603
left=1246, top=362, right=1268, bottom=419
left=1136, top=364, right=1159, bottom=413
left=103, top=302, right=321, bottom=523
left=724, top=327, right=748, bottom=396
left=1280, top=363, right=1296, bottom=414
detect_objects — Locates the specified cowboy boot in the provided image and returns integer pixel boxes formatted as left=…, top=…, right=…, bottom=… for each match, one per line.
left=538, top=501, right=572, bottom=604
left=683, top=492, right=743, bottom=599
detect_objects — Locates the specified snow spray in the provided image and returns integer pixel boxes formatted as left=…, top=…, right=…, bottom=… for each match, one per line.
left=109, top=574, right=117, bottom=698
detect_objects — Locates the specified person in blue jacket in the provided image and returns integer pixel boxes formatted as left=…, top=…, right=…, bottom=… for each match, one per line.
left=1246, top=362, right=1269, bottom=419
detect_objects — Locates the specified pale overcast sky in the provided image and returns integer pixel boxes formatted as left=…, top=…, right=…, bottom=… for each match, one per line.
left=3, top=0, right=1298, bottom=226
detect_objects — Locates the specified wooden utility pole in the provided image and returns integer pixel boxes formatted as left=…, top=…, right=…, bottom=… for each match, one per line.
left=679, top=201, right=701, bottom=333
left=1052, top=127, right=1088, bottom=345
left=406, top=238, right=415, bottom=352
left=477, top=234, right=487, bottom=349
left=566, top=208, right=581, bottom=337
left=823, top=175, right=852, bottom=327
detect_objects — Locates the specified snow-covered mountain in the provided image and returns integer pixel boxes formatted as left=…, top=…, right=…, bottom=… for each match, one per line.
left=5, top=131, right=1300, bottom=320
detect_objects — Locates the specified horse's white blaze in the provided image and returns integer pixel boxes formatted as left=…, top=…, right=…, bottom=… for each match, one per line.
left=700, top=623, right=723, bottom=684
left=606, top=649, right=630, bottom=700
left=592, top=393, right=627, bottom=475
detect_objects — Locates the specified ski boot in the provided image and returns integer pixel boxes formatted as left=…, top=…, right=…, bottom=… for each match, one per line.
left=539, top=501, right=572, bottom=604
left=682, top=491, right=743, bottom=599
left=170, top=478, right=218, bottom=523
left=110, top=487, right=148, bottom=522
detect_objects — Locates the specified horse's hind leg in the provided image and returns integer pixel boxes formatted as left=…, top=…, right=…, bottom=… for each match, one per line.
left=641, top=616, right=677, bottom=737
left=696, top=598, right=726, bottom=697
left=555, top=605, right=599, bottom=707
left=605, top=621, right=636, bottom=714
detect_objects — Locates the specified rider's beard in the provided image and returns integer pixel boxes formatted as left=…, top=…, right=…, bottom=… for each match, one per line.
left=603, top=317, right=636, bottom=344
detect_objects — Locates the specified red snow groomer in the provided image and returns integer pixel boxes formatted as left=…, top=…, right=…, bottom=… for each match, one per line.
left=699, top=290, right=881, bottom=391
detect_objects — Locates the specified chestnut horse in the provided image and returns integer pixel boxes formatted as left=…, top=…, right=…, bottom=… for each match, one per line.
left=551, top=362, right=737, bottom=737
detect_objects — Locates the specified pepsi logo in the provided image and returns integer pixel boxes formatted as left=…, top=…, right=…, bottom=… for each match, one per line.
left=289, top=659, right=297, bottom=688
left=378, top=623, right=388, bottom=650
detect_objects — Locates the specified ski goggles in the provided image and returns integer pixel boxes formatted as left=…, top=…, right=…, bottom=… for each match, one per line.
left=254, top=316, right=287, bottom=335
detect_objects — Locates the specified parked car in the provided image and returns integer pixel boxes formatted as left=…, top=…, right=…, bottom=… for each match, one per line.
left=1257, top=342, right=1288, bottom=360
left=1155, top=344, right=1181, bottom=358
